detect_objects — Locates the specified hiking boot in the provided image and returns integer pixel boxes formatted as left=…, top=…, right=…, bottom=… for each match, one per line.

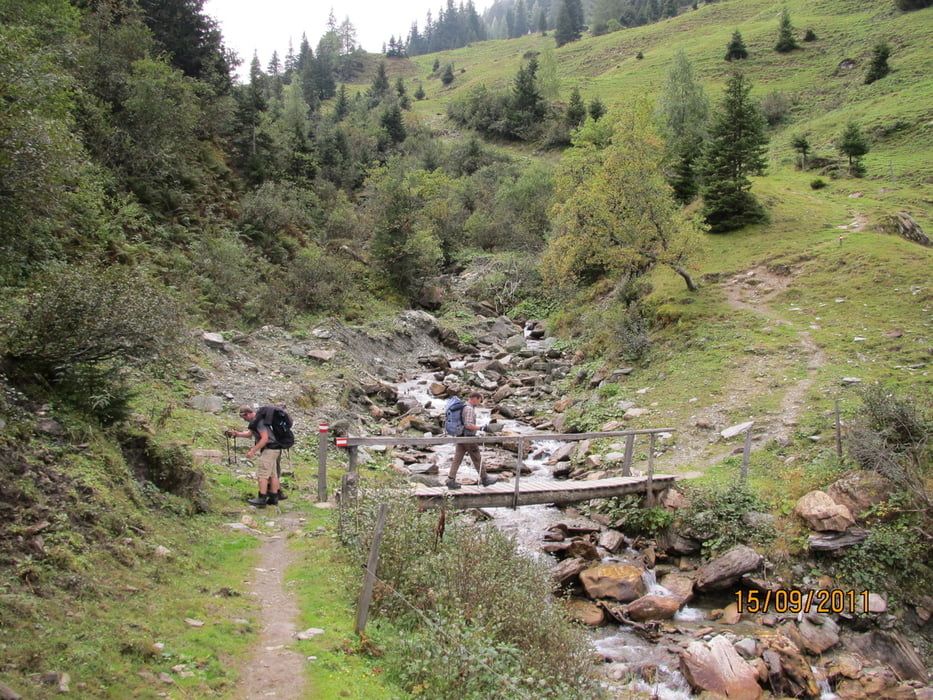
left=247, top=493, right=268, bottom=508
left=445, top=478, right=461, bottom=489
left=276, top=490, right=287, bottom=501
left=266, top=493, right=279, bottom=506
left=480, top=475, right=499, bottom=487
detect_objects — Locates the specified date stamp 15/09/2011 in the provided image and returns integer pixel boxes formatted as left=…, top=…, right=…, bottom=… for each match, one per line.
left=735, top=589, right=872, bottom=615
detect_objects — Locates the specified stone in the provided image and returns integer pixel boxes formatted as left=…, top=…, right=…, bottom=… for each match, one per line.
left=306, top=349, right=335, bottom=363
left=794, top=490, right=855, bottom=532
left=659, top=573, right=695, bottom=604
left=758, top=633, right=820, bottom=699
left=680, top=635, right=762, bottom=700
left=623, top=407, right=650, bottom=419
left=797, top=614, right=840, bottom=654
left=846, top=631, right=930, bottom=682
left=565, top=599, right=606, bottom=627
left=598, top=529, right=625, bottom=553
left=626, top=594, right=681, bottom=621
left=721, top=421, right=755, bottom=439
left=695, top=545, right=763, bottom=591
left=191, top=449, right=223, bottom=465
left=202, top=331, right=226, bottom=349
left=826, top=471, right=897, bottom=522
left=35, top=417, right=66, bottom=437
left=579, top=562, right=647, bottom=603
left=808, top=528, right=869, bottom=551
left=0, top=681, right=21, bottom=700
left=189, top=395, right=224, bottom=413
left=551, top=557, right=589, bottom=586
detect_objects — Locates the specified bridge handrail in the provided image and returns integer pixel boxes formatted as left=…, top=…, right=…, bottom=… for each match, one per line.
left=339, top=427, right=677, bottom=448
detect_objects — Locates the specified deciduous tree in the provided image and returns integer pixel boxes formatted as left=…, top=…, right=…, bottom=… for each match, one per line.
left=543, top=102, right=705, bottom=292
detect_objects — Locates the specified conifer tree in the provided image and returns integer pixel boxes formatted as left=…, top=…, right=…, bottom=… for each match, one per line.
left=774, top=8, right=799, bottom=52
left=566, top=88, right=587, bottom=126
left=837, top=122, right=869, bottom=175
left=698, top=71, right=769, bottom=232
left=864, top=41, right=891, bottom=84
left=659, top=49, right=709, bottom=203
left=589, top=96, right=606, bottom=121
left=724, top=30, right=748, bottom=61
left=791, top=134, right=811, bottom=169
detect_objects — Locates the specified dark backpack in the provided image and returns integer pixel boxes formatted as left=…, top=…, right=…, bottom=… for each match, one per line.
left=256, top=405, right=295, bottom=449
left=444, top=396, right=465, bottom=437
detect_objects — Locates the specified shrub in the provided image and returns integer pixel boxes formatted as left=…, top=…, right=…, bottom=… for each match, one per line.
left=1, top=264, right=185, bottom=383
left=847, top=384, right=931, bottom=508
left=679, top=484, right=775, bottom=556
left=810, top=178, right=828, bottom=189
left=761, top=91, right=791, bottom=126
left=337, top=484, right=600, bottom=699
left=585, top=494, right=674, bottom=535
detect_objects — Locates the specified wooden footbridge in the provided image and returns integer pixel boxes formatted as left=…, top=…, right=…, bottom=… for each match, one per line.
left=320, top=427, right=679, bottom=510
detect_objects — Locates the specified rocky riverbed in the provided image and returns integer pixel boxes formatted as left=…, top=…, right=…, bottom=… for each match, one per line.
left=188, top=310, right=932, bottom=699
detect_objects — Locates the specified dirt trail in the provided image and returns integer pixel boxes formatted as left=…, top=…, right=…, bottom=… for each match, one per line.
left=235, top=505, right=307, bottom=700
left=721, top=264, right=828, bottom=430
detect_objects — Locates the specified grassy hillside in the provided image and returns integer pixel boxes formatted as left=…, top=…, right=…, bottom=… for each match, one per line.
left=396, top=0, right=931, bottom=228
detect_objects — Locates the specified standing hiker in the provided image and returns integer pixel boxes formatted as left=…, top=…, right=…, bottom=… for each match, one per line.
left=226, top=405, right=285, bottom=507
left=445, top=392, right=498, bottom=489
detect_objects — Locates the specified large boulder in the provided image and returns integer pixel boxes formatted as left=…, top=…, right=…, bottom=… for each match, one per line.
left=826, top=471, right=896, bottom=522
left=579, top=562, right=647, bottom=602
left=659, top=572, right=695, bottom=605
left=626, top=594, right=682, bottom=621
left=695, top=545, right=763, bottom=591
left=796, top=613, right=841, bottom=654
left=794, top=490, right=855, bottom=532
left=680, top=635, right=763, bottom=700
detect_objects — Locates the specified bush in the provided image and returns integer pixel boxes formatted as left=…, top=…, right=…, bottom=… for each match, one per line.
left=585, top=494, right=674, bottom=535
left=679, top=484, right=775, bottom=556
left=847, top=384, right=931, bottom=508
left=1, top=263, right=185, bottom=383
left=337, top=484, right=600, bottom=699
left=761, top=91, right=791, bottom=126
left=810, top=178, right=828, bottom=189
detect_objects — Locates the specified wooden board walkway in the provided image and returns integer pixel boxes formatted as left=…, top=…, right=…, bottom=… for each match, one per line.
left=413, top=474, right=678, bottom=509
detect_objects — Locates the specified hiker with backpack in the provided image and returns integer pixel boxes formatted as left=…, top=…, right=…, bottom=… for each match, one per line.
left=226, top=405, right=293, bottom=507
left=445, top=392, right=499, bottom=489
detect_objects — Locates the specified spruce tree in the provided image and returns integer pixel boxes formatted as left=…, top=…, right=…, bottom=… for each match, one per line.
left=864, top=42, right=891, bottom=84
left=837, top=122, right=869, bottom=175
left=589, top=96, right=606, bottom=121
left=659, top=50, right=709, bottom=203
left=698, top=71, right=769, bottom=232
left=774, top=8, right=799, bottom=52
left=724, top=30, right=748, bottom=61
left=566, top=87, right=587, bottom=126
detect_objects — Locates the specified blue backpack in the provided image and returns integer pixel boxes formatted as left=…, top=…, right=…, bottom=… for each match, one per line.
left=444, top=396, right=465, bottom=437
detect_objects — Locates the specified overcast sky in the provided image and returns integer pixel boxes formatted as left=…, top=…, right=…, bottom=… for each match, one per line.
left=204, top=0, right=481, bottom=77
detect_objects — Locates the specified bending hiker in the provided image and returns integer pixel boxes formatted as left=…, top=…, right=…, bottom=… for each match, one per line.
left=226, top=405, right=285, bottom=507
left=445, top=392, right=498, bottom=489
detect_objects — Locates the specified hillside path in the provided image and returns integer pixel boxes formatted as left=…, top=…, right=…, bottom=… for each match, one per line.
left=235, top=505, right=307, bottom=700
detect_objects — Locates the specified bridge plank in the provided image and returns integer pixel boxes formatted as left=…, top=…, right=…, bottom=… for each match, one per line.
left=413, top=474, right=678, bottom=509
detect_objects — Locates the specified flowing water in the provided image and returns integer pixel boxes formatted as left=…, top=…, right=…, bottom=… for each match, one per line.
left=392, top=357, right=698, bottom=699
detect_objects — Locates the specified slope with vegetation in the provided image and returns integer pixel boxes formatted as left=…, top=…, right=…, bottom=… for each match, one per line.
left=0, top=0, right=930, bottom=696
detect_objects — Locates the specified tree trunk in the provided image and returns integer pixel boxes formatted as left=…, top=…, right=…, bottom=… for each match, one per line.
left=674, top=265, right=698, bottom=292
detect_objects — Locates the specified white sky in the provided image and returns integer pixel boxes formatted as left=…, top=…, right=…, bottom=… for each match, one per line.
left=204, top=0, right=475, bottom=78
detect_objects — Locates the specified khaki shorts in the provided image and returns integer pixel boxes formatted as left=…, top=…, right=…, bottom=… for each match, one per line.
left=257, top=449, right=281, bottom=480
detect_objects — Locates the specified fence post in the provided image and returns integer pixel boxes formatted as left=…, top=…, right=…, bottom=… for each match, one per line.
left=741, top=425, right=753, bottom=484
left=646, top=433, right=656, bottom=506
left=835, top=400, right=843, bottom=458
left=317, top=423, right=329, bottom=501
left=622, top=434, right=635, bottom=477
left=355, top=502, right=389, bottom=636
left=512, top=438, right=524, bottom=510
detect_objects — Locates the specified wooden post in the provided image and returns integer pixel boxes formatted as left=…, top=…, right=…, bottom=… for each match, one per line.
left=741, top=425, right=753, bottom=484
left=512, top=438, right=524, bottom=510
left=835, top=400, right=843, bottom=458
left=355, top=502, right=389, bottom=636
left=646, top=433, right=656, bottom=507
left=317, top=423, right=329, bottom=501
left=622, top=434, right=635, bottom=477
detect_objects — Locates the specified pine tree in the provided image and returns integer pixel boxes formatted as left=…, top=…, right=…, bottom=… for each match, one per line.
left=774, top=8, right=799, bottom=52
left=724, top=30, right=748, bottom=61
left=698, top=71, right=769, bottom=232
left=589, top=96, right=606, bottom=121
left=791, top=134, right=811, bottom=169
left=554, top=0, right=579, bottom=46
